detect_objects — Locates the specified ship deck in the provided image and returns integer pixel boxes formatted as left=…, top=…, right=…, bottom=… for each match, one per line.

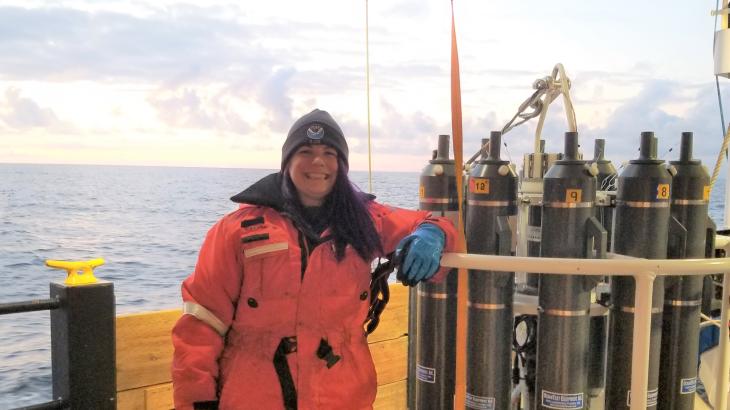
left=114, top=283, right=716, bottom=409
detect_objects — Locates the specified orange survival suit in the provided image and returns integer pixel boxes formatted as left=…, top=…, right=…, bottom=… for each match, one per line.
left=171, top=173, right=457, bottom=410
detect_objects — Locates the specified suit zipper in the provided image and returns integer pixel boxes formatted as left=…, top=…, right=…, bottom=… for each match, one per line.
left=298, top=231, right=309, bottom=281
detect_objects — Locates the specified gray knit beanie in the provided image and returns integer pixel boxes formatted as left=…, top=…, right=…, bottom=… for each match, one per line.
left=281, top=109, right=349, bottom=169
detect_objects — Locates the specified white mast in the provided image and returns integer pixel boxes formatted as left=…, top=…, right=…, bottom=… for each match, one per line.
left=712, top=2, right=730, bottom=227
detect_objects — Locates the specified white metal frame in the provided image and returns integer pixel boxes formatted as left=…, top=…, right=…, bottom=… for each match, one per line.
left=439, top=253, right=730, bottom=410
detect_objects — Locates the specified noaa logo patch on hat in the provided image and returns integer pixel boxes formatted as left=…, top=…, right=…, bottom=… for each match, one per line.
left=306, top=124, right=325, bottom=141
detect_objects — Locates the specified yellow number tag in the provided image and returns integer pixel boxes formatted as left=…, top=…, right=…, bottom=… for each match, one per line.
left=704, top=185, right=710, bottom=201
left=566, top=189, right=582, bottom=203
left=469, top=178, right=490, bottom=194
left=419, top=185, right=425, bottom=198
left=657, top=184, right=670, bottom=199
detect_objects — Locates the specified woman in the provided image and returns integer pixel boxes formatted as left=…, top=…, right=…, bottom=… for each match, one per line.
left=172, top=109, right=457, bottom=410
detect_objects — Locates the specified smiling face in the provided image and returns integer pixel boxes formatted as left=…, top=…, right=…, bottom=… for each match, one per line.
left=287, top=144, right=339, bottom=206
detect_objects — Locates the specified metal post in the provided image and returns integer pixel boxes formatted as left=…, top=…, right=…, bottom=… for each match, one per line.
left=50, top=280, right=116, bottom=409
left=629, top=271, right=655, bottom=410
left=715, top=272, right=730, bottom=410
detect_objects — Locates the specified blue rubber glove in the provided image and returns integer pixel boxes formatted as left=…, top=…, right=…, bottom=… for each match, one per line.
left=395, top=224, right=445, bottom=286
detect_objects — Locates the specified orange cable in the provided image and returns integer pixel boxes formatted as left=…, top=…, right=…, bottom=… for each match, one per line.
left=449, top=1, right=468, bottom=409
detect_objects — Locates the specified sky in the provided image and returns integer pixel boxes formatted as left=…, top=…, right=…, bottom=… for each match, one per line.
left=0, top=0, right=729, bottom=174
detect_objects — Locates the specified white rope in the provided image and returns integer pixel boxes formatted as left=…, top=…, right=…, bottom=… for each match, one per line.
left=365, top=0, right=373, bottom=193
left=701, top=312, right=722, bottom=328
left=533, top=63, right=577, bottom=154
left=467, top=64, right=577, bottom=166
left=710, top=125, right=730, bottom=190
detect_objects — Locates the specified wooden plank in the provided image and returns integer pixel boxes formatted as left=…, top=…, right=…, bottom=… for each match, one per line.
left=117, top=382, right=173, bottom=410
left=374, top=379, right=407, bottom=410
left=117, top=388, right=145, bottom=410
left=371, top=335, right=408, bottom=385
left=119, top=380, right=406, bottom=410
left=368, top=283, right=410, bottom=344
left=116, top=309, right=181, bottom=391
left=145, top=383, right=174, bottom=409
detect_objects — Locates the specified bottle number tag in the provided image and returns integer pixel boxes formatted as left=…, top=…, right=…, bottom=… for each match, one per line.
left=470, top=178, right=490, bottom=194
left=566, top=189, right=582, bottom=203
left=419, top=185, right=425, bottom=198
left=657, top=184, right=670, bottom=199
left=704, top=186, right=710, bottom=201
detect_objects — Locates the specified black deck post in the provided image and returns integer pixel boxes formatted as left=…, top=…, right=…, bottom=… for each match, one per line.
left=50, top=280, right=116, bottom=409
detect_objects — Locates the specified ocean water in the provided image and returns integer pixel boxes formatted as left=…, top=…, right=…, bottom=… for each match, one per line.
left=0, top=163, right=420, bottom=407
left=0, top=163, right=726, bottom=408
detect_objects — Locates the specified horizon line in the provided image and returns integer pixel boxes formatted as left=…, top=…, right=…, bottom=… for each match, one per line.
left=0, top=161, right=422, bottom=174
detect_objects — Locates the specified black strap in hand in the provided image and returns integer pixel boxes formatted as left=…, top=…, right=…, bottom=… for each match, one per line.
left=365, top=254, right=396, bottom=334
left=394, top=238, right=418, bottom=286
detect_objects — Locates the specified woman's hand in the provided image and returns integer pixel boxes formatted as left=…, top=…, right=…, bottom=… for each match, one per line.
left=395, top=224, right=445, bottom=286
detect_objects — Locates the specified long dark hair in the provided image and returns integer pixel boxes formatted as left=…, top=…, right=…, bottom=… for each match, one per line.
left=282, top=157, right=382, bottom=262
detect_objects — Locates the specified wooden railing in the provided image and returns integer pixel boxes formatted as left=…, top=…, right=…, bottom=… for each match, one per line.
left=116, top=284, right=410, bottom=409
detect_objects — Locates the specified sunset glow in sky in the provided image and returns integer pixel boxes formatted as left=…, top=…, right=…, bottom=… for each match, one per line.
left=0, top=0, right=728, bottom=172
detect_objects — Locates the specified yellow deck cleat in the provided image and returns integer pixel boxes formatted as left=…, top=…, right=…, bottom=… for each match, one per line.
left=45, top=258, right=105, bottom=286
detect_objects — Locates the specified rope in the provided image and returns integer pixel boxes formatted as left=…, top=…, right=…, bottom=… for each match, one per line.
left=556, top=64, right=578, bottom=132
left=501, top=88, right=545, bottom=135
left=365, top=0, right=373, bottom=193
left=701, top=312, right=722, bottom=328
left=533, top=64, right=577, bottom=154
left=449, top=2, right=468, bottom=408
left=465, top=64, right=577, bottom=165
left=710, top=0, right=730, bottom=194
left=601, top=163, right=623, bottom=191
left=465, top=140, right=491, bottom=165
left=710, top=126, right=730, bottom=190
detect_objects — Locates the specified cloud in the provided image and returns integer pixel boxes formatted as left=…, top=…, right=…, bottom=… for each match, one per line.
left=258, top=67, right=296, bottom=132
left=0, top=4, right=370, bottom=87
left=0, top=5, right=277, bottom=84
left=145, top=66, right=305, bottom=135
left=532, top=79, right=730, bottom=168
left=382, top=1, right=432, bottom=19
left=146, top=86, right=251, bottom=134
left=0, top=87, right=70, bottom=131
left=370, top=99, right=440, bottom=152
left=591, top=82, right=698, bottom=163
left=0, top=2, right=723, bottom=173
left=332, top=98, right=499, bottom=162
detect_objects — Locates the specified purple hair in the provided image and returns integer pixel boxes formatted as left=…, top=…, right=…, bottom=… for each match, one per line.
left=282, top=157, right=382, bottom=262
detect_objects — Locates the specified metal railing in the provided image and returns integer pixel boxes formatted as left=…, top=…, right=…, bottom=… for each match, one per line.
left=0, top=297, right=61, bottom=315
left=3, top=256, right=727, bottom=409
left=0, top=297, right=65, bottom=410
left=0, top=281, right=115, bottom=410
left=440, top=252, right=730, bottom=410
